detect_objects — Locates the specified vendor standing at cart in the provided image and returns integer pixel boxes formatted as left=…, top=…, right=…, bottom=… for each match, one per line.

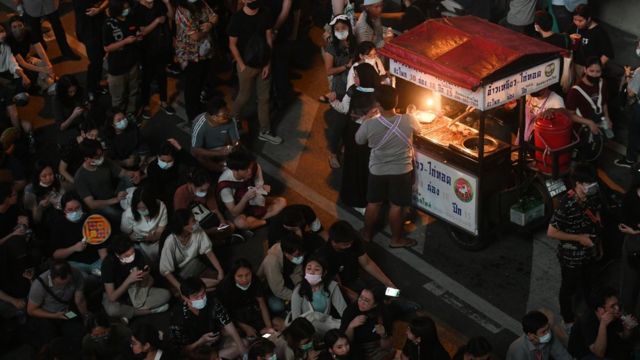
left=547, top=163, right=603, bottom=328
left=356, top=85, right=419, bottom=248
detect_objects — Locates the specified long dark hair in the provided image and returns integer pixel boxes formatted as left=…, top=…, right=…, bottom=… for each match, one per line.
left=131, top=187, right=161, bottom=222
left=32, top=161, right=61, bottom=199
left=330, top=18, right=357, bottom=60
left=408, top=316, right=447, bottom=359
left=132, top=322, right=164, bottom=351
left=298, top=255, right=331, bottom=302
left=55, top=75, right=82, bottom=108
left=222, top=258, right=255, bottom=291
left=354, top=62, right=379, bottom=88
left=281, top=318, right=316, bottom=357
left=170, top=208, right=193, bottom=235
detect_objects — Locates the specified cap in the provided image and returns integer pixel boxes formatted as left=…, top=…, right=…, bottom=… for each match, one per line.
left=329, top=14, right=349, bottom=26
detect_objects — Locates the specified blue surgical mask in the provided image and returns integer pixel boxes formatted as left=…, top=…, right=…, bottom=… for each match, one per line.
left=138, top=208, right=149, bottom=216
left=194, top=190, right=207, bottom=198
left=66, top=210, right=83, bottom=222
left=191, top=296, right=207, bottom=310
left=114, top=118, right=128, bottom=130
left=291, top=255, right=304, bottom=265
left=538, top=331, right=552, bottom=344
left=157, top=159, right=174, bottom=170
left=121, top=7, right=130, bottom=17
left=268, top=355, right=277, bottom=360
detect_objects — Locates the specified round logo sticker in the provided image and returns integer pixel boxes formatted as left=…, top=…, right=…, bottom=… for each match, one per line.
left=454, top=178, right=473, bottom=203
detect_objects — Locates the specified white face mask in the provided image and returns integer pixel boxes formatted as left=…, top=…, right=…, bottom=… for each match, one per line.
left=114, top=118, right=128, bottom=130
left=66, top=210, right=83, bottom=222
left=538, top=331, right=552, bottom=344
left=334, top=30, right=349, bottom=40
left=39, top=181, right=52, bottom=188
left=236, top=282, right=251, bottom=291
left=194, top=190, right=207, bottom=198
left=291, top=255, right=304, bottom=265
left=120, top=253, right=135, bottom=264
left=91, top=157, right=104, bottom=167
left=191, top=222, right=200, bottom=232
left=138, top=208, right=149, bottom=216
left=191, top=296, right=207, bottom=310
left=305, top=273, right=322, bottom=286
left=157, top=159, right=174, bottom=170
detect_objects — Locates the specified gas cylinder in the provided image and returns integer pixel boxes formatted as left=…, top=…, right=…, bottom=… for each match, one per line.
left=534, top=110, right=572, bottom=175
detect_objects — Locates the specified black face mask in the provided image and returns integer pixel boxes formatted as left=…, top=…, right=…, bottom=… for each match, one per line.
left=247, top=0, right=260, bottom=10
left=586, top=75, right=600, bottom=84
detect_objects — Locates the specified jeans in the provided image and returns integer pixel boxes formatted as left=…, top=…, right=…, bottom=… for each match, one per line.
left=23, top=9, right=74, bottom=55
left=231, top=63, right=271, bottom=132
left=559, top=262, right=596, bottom=323
left=183, top=58, right=213, bottom=122
left=626, top=103, right=640, bottom=161
left=267, top=295, right=287, bottom=316
left=108, top=65, right=140, bottom=114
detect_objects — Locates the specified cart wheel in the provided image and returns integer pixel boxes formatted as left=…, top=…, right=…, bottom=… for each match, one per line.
left=446, top=223, right=491, bottom=251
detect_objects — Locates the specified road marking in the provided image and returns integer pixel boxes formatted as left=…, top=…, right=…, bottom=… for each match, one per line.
left=526, top=233, right=561, bottom=316
left=256, top=154, right=522, bottom=336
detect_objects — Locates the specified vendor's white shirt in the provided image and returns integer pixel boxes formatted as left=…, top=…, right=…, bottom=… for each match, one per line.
left=159, top=229, right=212, bottom=275
left=120, top=201, right=168, bottom=240
left=522, top=91, right=565, bottom=142
left=346, top=58, right=387, bottom=90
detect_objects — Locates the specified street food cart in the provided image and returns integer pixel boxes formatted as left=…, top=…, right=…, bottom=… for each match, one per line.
left=379, top=16, right=567, bottom=250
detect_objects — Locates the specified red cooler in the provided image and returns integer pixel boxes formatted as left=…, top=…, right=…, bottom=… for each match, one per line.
left=534, top=110, right=572, bottom=175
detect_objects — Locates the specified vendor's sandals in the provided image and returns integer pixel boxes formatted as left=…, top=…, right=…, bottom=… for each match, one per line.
left=389, top=238, right=417, bottom=249
left=329, top=155, right=341, bottom=169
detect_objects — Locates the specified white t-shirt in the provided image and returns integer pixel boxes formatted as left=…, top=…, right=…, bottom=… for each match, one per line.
left=120, top=201, right=168, bottom=240
left=523, top=91, right=566, bottom=142
left=217, top=167, right=264, bottom=204
left=159, top=229, right=212, bottom=275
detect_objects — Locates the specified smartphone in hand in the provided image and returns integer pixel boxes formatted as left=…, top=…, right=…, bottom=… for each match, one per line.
left=385, top=287, right=400, bottom=297
left=64, top=311, right=78, bottom=319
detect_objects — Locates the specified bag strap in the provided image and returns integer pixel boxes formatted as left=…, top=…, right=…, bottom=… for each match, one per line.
left=36, top=276, right=71, bottom=305
left=571, top=80, right=603, bottom=115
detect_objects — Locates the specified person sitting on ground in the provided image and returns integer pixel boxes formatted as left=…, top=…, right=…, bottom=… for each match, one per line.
left=51, top=192, right=109, bottom=278
left=319, top=329, right=354, bottom=360
left=506, top=310, right=571, bottom=360
left=131, top=322, right=177, bottom=360
left=400, top=316, right=450, bottom=360
left=81, top=312, right=133, bottom=360
left=568, top=286, right=636, bottom=360
left=58, top=120, right=100, bottom=184
left=74, top=138, right=141, bottom=224
left=26, top=260, right=88, bottom=350
left=23, top=161, right=65, bottom=226
left=120, top=186, right=168, bottom=263
left=169, top=277, right=247, bottom=359
left=247, top=337, right=277, bottom=360
left=452, top=337, right=492, bottom=360
left=217, top=149, right=287, bottom=230
left=267, top=204, right=327, bottom=249
left=0, top=23, right=30, bottom=128
left=146, top=138, right=196, bottom=212
left=104, top=107, right=148, bottom=169
left=340, top=286, right=394, bottom=360
left=53, top=75, right=88, bottom=136
left=278, top=317, right=319, bottom=360
left=174, top=167, right=236, bottom=239
left=217, top=258, right=276, bottom=337
left=290, top=255, right=347, bottom=336
left=159, top=209, right=225, bottom=294
left=191, top=97, right=241, bottom=173
left=316, top=220, right=396, bottom=302
left=101, top=235, right=171, bottom=320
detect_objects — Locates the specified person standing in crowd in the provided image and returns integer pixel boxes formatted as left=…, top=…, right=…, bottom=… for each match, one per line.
left=533, top=10, right=568, bottom=49
left=120, top=187, right=168, bottom=263
left=73, top=0, right=107, bottom=101
left=132, top=0, right=175, bottom=119
left=547, top=163, right=603, bottom=328
left=502, top=0, right=536, bottom=34
left=356, top=85, right=419, bottom=248
left=345, top=41, right=387, bottom=90
left=354, top=0, right=385, bottom=47
left=568, top=287, right=636, bottom=359
left=397, top=0, right=438, bottom=32
left=618, top=175, right=640, bottom=314
left=265, top=0, right=296, bottom=109
left=191, top=98, right=241, bottom=173
left=569, top=4, right=614, bottom=77
left=17, top=0, right=80, bottom=60
left=549, top=0, right=587, bottom=34
left=81, top=312, right=133, bottom=359
left=103, top=0, right=141, bottom=117
left=228, top=0, right=283, bottom=145
left=615, top=44, right=640, bottom=167
left=506, top=310, right=571, bottom=360
left=174, top=0, right=218, bottom=122
left=400, top=316, right=450, bottom=360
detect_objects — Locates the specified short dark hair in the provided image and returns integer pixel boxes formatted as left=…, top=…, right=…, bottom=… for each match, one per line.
left=584, top=56, right=602, bottom=69
left=282, top=207, right=306, bottom=229
left=187, top=168, right=210, bottom=187
left=50, top=260, right=72, bottom=280
left=573, top=4, right=592, bottom=19
left=180, top=277, right=205, bottom=297
left=60, top=191, right=82, bottom=210
left=86, top=312, right=111, bottom=332
left=226, top=150, right=255, bottom=171
left=247, top=338, right=276, bottom=360
left=281, top=232, right=305, bottom=255
left=534, top=10, right=553, bottom=32
left=206, top=97, right=227, bottom=115
left=0, top=182, right=13, bottom=203
left=329, top=220, right=360, bottom=244
left=110, top=234, right=133, bottom=256
left=108, top=0, right=128, bottom=18
left=465, top=337, right=492, bottom=357
left=357, top=41, right=376, bottom=58
left=572, top=162, right=597, bottom=184
left=8, top=15, right=23, bottom=26
left=79, top=138, right=102, bottom=159
left=376, top=85, right=398, bottom=110
left=354, top=62, right=379, bottom=89
left=588, top=286, right=618, bottom=312
left=170, top=208, right=193, bottom=235
left=158, top=141, right=178, bottom=158
left=78, top=119, right=99, bottom=134
left=132, top=323, right=162, bottom=350
left=324, top=329, right=349, bottom=349
left=281, top=318, right=316, bottom=350
left=521, top=310, right=548, bottom=335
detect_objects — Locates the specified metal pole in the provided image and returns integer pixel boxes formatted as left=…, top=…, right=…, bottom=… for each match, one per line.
left=518, top=97, right=526, bottom=168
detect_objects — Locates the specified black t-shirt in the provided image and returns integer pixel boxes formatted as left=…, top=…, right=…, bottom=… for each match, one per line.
left=0, top=204, right=19, bottom=239
left=228, top=7, right=274, bottom=61
left=103, top=16, right=140, bottom=75
left=6, top=29, right=37, bottom=59
left=316, top=241, right=365, bottom=285
left=50, top=211, right=107, bottom=264
left=622, top=191, right=640, bottom=231
left=402, top=340, right=451, bottom=360
left=568, top=311, right=629, bottom=359
left=169, top=298, right=232, bottom=347
left=100, top=249, right=148, bottom=301
left=216, top=278, right=265, bottom=328
left=60, top=139, right=84, bottom=178
left=340, top=303, right=380, bottom=345
left=73, top=0, right=106, bottom=40
left=262, top=0, right=295, bottom=37
left=0, top=238, right=32, bottom=298
left=131, top=1, right=171, bottom=60
left=105, top=125, right=143, bottom=161
left=541, top=33, right=568, bottom=50
left=399, top=0, right=432, bottom=32
left=569, top=24, right=614, bottom=66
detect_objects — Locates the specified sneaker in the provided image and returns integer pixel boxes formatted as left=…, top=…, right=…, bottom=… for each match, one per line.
left=614, top=158, right=635, bottom=168
left=150, top=303, right=169, bottom=314
left=258, top=131, right=283, bottom=145
left=141, top=108, right=151, bottom=120
left=160, top=104, right=176, bottom=115
left=353, top=207, right=366, bottom=215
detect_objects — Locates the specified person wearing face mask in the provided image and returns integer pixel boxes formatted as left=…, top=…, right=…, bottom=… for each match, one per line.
left=120, top=187, right=168, bottom=264
left=258, top=233, right=306, bottom=315
left=146, top=139, right=196, bottom=212
left=614, top=43, right=640, bottom=168
left=105, top=108, right=148, bottom=168
left=81, top=312, right=133, bottom=360
left=160, top=209, right=225, bottom=294
left=279, top=317, right=318, bottom=360
left=23, top=162, right=65, bottom=226
left=218, top=258, right=276, bottom=337
left=344, top=41, right=386, bottom=91
left=506, top=311, right=571, bottom=360
left=547, top=163, right=604, bottom=327
left=289, top=256, right=346, bottom=336
left=191, top=97, right=242, bottom=173
left=103, top=0, right=142, bottom=117
left=354, top=0, right=390, bottom=48
left=319, top=330, right=353, bottom=360
left=100, top=235, right=170, bottom=320
left=51, top=192, right=109, bottom=278
left=58, top=120, right=101, bottom=184
left=248, top=338, right=277, bottom=360
left=74, top=139, right=141, bottom=225
left=169, top=277, right=247, bottom=359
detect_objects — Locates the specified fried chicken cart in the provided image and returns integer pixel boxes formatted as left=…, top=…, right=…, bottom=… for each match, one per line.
left=379, top=16, right=566, bottom=250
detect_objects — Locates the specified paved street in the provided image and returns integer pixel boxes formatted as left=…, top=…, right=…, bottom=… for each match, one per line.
left=3, top=2, right=640, bottom=357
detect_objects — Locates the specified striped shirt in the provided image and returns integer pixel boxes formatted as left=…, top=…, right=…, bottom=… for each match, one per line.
left=191, top=113, right=240, bottom=149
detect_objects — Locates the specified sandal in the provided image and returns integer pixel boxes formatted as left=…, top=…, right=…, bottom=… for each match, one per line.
left=329, top=155, right=341, bottom=169
left=389, top=238, right=418, bottom=249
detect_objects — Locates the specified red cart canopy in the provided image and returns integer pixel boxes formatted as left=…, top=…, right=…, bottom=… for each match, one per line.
left=379, top=16, right=567, bottom=91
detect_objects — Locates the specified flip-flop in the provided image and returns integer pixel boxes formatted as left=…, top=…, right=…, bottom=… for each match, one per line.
left=329, top=156, right=341, bottom=169
left=318, top=95, right=330, bottom=103
left=389, top=238, right=417, bottom=249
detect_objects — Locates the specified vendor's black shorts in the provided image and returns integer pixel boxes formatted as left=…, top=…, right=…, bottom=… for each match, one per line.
left=367, top=170, right=413, bottom=206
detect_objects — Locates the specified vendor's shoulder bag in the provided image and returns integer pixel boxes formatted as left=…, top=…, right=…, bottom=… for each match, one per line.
left=572, top=81, right=606, bottom=162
